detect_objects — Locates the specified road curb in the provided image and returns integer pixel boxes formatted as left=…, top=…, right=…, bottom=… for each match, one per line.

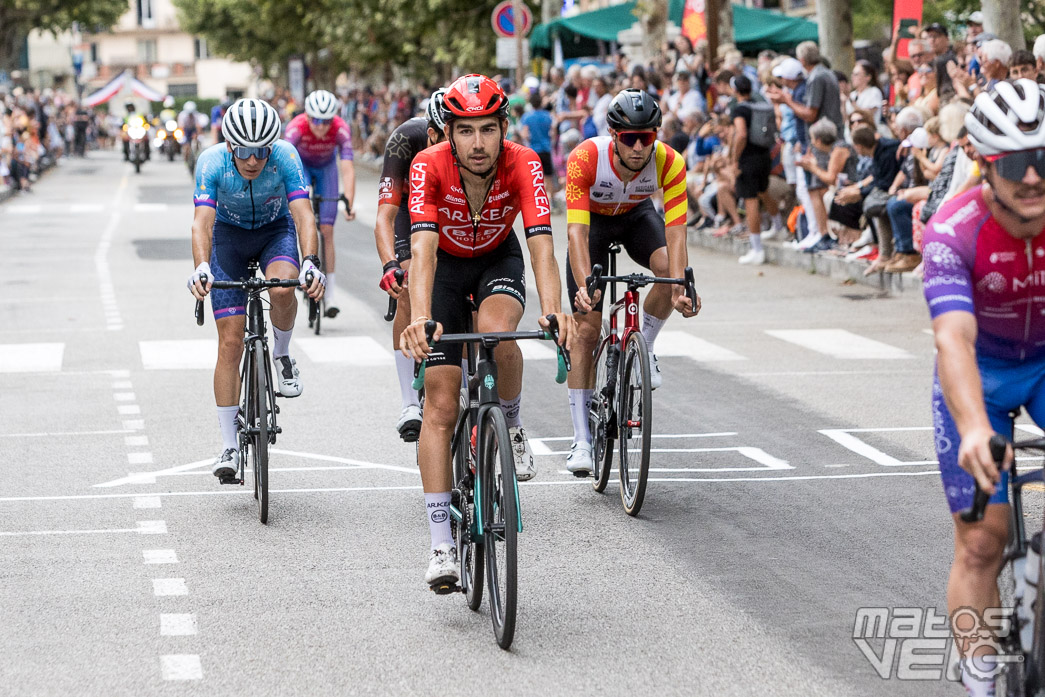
left=688, top=225, right=924, bottom=296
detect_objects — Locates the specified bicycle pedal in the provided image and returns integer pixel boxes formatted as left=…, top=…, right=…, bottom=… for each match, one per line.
left=399, top=426, right=420, bottom=443
left=572, top=470, right=592, bottom=479
left=218, top=476, right=242, bottom=486
left=429, top=582, right=463, bottom=595
left=274, top=404, right=280, bottom=414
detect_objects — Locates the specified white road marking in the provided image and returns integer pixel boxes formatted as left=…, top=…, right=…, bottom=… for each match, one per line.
left=0, top=429, right=134, bottom=438
left=160, top=614, right=197, bottom=636
left=655, top=331, right=746, bottom=362
left=153, top=579, right=188, bottom=596
left=542, top=446, right=791, bottom=471
left=111, top=380, right=133, bottom=389
left=765, top=329, right=914, bottom=359
left=736, top=369, right=925, bottom=377
left=160, top=655, right=202, bottom=681
left=137, top=520, right=167, bottom=534
left=117, top=405, right=141, bottom=415
left=293, top=336, right=393, bottom=365
left=820, top=427, right=933, bottom=467
left=0, top=343, right=64, bottom=372
left=70, top=204, right=105, bottom=214
left=139, top=340, right=217, bottom=370
left=144, top=549, right=178, bottom=564
left=127, top=452, right=154, bottom=465
left=123, top=419, right=145, bottom=430
left=5, top=204, right=42, bottom=214
left=111, top=369, right=130, bottom=378
left=1017, top=424, right=1045, bottom=436
left=518, top=341, right=557, bottom=360
left=114, top=392, right=136, bottom=401
left=133, top=496, right=162, bottom=509
left=0, top=526, right=144, bottom=536
left=95, top=458, right=214, bottom=487
left=125, top=436, right=149, bottom=447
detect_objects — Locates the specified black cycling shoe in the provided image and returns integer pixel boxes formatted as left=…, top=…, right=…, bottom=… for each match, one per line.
left=324, top=305, right=340, bottom=318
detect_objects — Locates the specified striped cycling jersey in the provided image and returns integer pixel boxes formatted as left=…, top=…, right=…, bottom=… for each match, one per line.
left=565, top=136, right=687, bottom=227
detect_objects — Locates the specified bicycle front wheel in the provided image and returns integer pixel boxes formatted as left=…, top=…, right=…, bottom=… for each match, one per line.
left=590, top=322, right=616, bottom=493
left=481, top=406, right=518, bottom=650
left=452, top=396, right=484, bottom=612
left=618, top=331, right=652, bottom=517
left=250, top=339, right=270, bottom=524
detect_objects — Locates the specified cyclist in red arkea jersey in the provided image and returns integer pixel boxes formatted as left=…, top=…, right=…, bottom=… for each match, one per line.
left=399, top=74, right=573, bottom=591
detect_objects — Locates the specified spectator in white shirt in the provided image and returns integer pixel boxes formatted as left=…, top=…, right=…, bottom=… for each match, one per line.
left=666, top=71, right=706, bottom=117
left=847, top=59, right=885, bottom=127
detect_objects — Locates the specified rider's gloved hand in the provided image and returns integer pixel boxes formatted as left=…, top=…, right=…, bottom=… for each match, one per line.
left=300, top=257, right=326, bottom=299
left=379, top=260, right=406, bottom=298
left=187, top=262, right=211, bottom=300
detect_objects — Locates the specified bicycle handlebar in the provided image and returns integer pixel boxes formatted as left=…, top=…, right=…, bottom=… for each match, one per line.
left=960, top=434, right=1018, bottom=523
left=412, top=315, right=570, bottom=390
left=584, top=264, right=699, bottom=314
left=193, top=272, right=317, bottom=326
left=384, top=269, right=406, bottom=322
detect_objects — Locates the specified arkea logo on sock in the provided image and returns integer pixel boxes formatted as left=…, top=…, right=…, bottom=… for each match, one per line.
left=427, top=500, right=449, bottom=524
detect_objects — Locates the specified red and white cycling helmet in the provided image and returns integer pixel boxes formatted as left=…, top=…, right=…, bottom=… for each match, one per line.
left=442, top=74, right=509, bottom=121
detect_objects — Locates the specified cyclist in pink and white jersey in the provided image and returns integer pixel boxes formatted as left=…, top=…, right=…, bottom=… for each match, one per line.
left=284, top=89, right=356, bottom=317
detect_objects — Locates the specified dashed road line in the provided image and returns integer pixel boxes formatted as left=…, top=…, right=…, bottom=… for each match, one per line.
left=160, top=655, right=202, bottom=681
left=144, top=549, right=178, bottom=564
left=153, top=578, right=188, bottom=596
left=160, top=614, right=198, bottom=636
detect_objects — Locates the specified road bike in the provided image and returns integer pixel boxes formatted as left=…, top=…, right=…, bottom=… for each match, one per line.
left=961, top=411, right=1045, bottom=696
left=194, top=260, right=318, bottom=523
left=413, top=316, right=569, bottom=649
left=584, top=242, right=697, bottom=516
left=305, top=192, right=350, bottom=335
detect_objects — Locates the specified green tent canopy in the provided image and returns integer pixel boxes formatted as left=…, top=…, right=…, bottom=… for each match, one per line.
left=530, top=1, right=819, bottom=59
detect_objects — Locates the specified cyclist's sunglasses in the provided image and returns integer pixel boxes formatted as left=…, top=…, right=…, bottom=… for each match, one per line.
left=310, top=117, right=332, bottom=126
left=986, top=148, right=1045, bottom=182
left=616, top=131, right=657, bottom=148
left=232, top=145, right=272, bottom=160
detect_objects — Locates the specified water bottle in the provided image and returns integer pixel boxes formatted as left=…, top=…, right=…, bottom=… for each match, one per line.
left=1018, top=533, right=1042, bottom=651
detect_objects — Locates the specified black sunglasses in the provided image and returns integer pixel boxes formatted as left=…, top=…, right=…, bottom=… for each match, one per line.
left=232, top=145, right=272, bottom=161
left=616, top=131, right=657, bottom=148
left=987, top=149, right=1045, bottom=182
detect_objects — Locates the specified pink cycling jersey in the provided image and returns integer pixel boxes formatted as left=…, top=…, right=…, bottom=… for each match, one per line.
left=922, top=185, right=1045, bottom=361
left=283, top=113, right=353, bottom=168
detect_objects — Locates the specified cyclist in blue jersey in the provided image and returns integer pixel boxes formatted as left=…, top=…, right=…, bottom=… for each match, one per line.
left=924, top=79, right=1045, bottom=697
left=187, top=99, right=326, bottom=479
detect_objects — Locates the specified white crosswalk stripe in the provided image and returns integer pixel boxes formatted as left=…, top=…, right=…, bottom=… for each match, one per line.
left=764, top=329, right=913, bottom=359
left=653, top=331, right=746, bottom=362
left=0, top=343, right=64, bottom=372
left=140, top=340, right=216, bottom=370
left=293, top=336, right=392, bottom=365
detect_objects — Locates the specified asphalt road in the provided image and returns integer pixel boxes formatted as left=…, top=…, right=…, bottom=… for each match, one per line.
left=2, top=148, right=1029, bottom=696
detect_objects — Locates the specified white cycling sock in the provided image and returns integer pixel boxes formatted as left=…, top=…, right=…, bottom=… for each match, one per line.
left=425, top=492, right=454, bottom=550
left=961, top=669, right=994, bottom=697
left=272, top=326, right=292, bottom=359
left=749, top=231, right=763, bottom=252
left=641, top=313, right=667, bottom=353
left=395, top=352, right=420, bottom=409
left=772, top=213, right=783, bottom=230
left=569, top=389, right=593, bottom=445
left=324, top=272, right=336, bottom=303
left=500, top=393, right=522, bottom=428
left=216, top=405, right=239, bottom=451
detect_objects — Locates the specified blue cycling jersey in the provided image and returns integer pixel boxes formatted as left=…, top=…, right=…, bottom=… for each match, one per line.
left=193, top=141, right=309, bottom=230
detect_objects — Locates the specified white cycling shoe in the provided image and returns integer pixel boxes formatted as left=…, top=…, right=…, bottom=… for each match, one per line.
left=397, top=404, right=422, bottom=442
left=274, top=356, right=302, bottom=397
left=212, top=448, right=239, bottom=479
left=648, top=353, right=662, bottom=390
left=425, top=543, right=459, bottom=592
left=510, top=426, right=536, bottom=481
left=566, top=442, right=593, bottom=477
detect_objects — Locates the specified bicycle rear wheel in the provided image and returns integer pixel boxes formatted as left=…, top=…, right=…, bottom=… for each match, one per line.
left=249, top=338, right=270, bottom=524
left=452, top=397, right=484, bottom=612
left=996, top=557, right=1028, bottom=697
left=590, top=323, right=617, bottom=493
left=618, top=331, right=652, bottom=517
left=481, top=406, right=518, bottom=650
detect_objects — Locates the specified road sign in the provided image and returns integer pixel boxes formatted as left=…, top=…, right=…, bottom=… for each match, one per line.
left=491, top=1, right=532, bottom=39
left=495, top=37, right=530, bottom=69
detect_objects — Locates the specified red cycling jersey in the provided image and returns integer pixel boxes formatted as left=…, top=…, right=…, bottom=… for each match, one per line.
left=283, top=113, right=353, bottom=168
left=408, top=140, right=552, bottom=258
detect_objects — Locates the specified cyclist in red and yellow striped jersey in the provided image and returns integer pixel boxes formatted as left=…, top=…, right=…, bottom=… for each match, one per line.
left=563, top=88, right=700, bottom=476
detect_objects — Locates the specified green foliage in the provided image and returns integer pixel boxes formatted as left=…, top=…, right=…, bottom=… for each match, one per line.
left=0, top=0, right=128, bottom=72
left=174, top=0, right=534, bottom=82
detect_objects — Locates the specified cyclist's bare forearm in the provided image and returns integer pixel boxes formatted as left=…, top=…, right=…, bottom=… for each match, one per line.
left=665, top=223, right=688, bottom=278
left=289, top=198, right=319, bottom=259
left=340, top=160, right=356, bottom=209
left=191, top=207, right=216, bottom=268
left=567, top=222, right=593, bottom=289
left=409, top=231, right=439, bottom=321
left=526, top=234, right=564, bottom=317
left=375, top=203, right=400, bottom=266
left=935, top=313, right=992, bottom=437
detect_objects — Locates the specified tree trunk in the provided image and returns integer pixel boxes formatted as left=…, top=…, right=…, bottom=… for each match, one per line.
left=0, top=22, right=27, bottom=77
left=816, top=0, right=854, bottom=75
left=637, top=0, right=669, bottom=67
left=984, top=0, right=1025, bottom=51
left=716, top=0, right=732, bottom=63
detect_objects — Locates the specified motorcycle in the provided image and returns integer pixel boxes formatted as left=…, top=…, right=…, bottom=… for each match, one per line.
left=154, top=119, right=183, bottom=161
left=124, top=115, right=149, bottom=174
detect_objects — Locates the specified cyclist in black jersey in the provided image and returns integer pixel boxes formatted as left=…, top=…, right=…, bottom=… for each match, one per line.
left=375, top=89, right=448, bottom=441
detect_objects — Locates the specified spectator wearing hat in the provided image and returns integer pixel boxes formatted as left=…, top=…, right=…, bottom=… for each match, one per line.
left=922, top=22, right=958, bottom=103
left=966, top=11, right=985, bottom=40
left=768, top=41, right=845, bottom=137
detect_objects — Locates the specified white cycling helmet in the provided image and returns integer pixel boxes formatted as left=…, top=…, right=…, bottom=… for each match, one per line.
left=183, top=101, right=197, bottom=114
left=426, top=88, right=448, bottom=131
left=966, top=78, right=1045, bottom=157
left=222, top=98, right=282, bottom=147
left=304, top=90, right=339, bottom=120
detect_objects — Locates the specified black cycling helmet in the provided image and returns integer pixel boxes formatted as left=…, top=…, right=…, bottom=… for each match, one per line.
left=606, top=88, right=662, bottom=131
